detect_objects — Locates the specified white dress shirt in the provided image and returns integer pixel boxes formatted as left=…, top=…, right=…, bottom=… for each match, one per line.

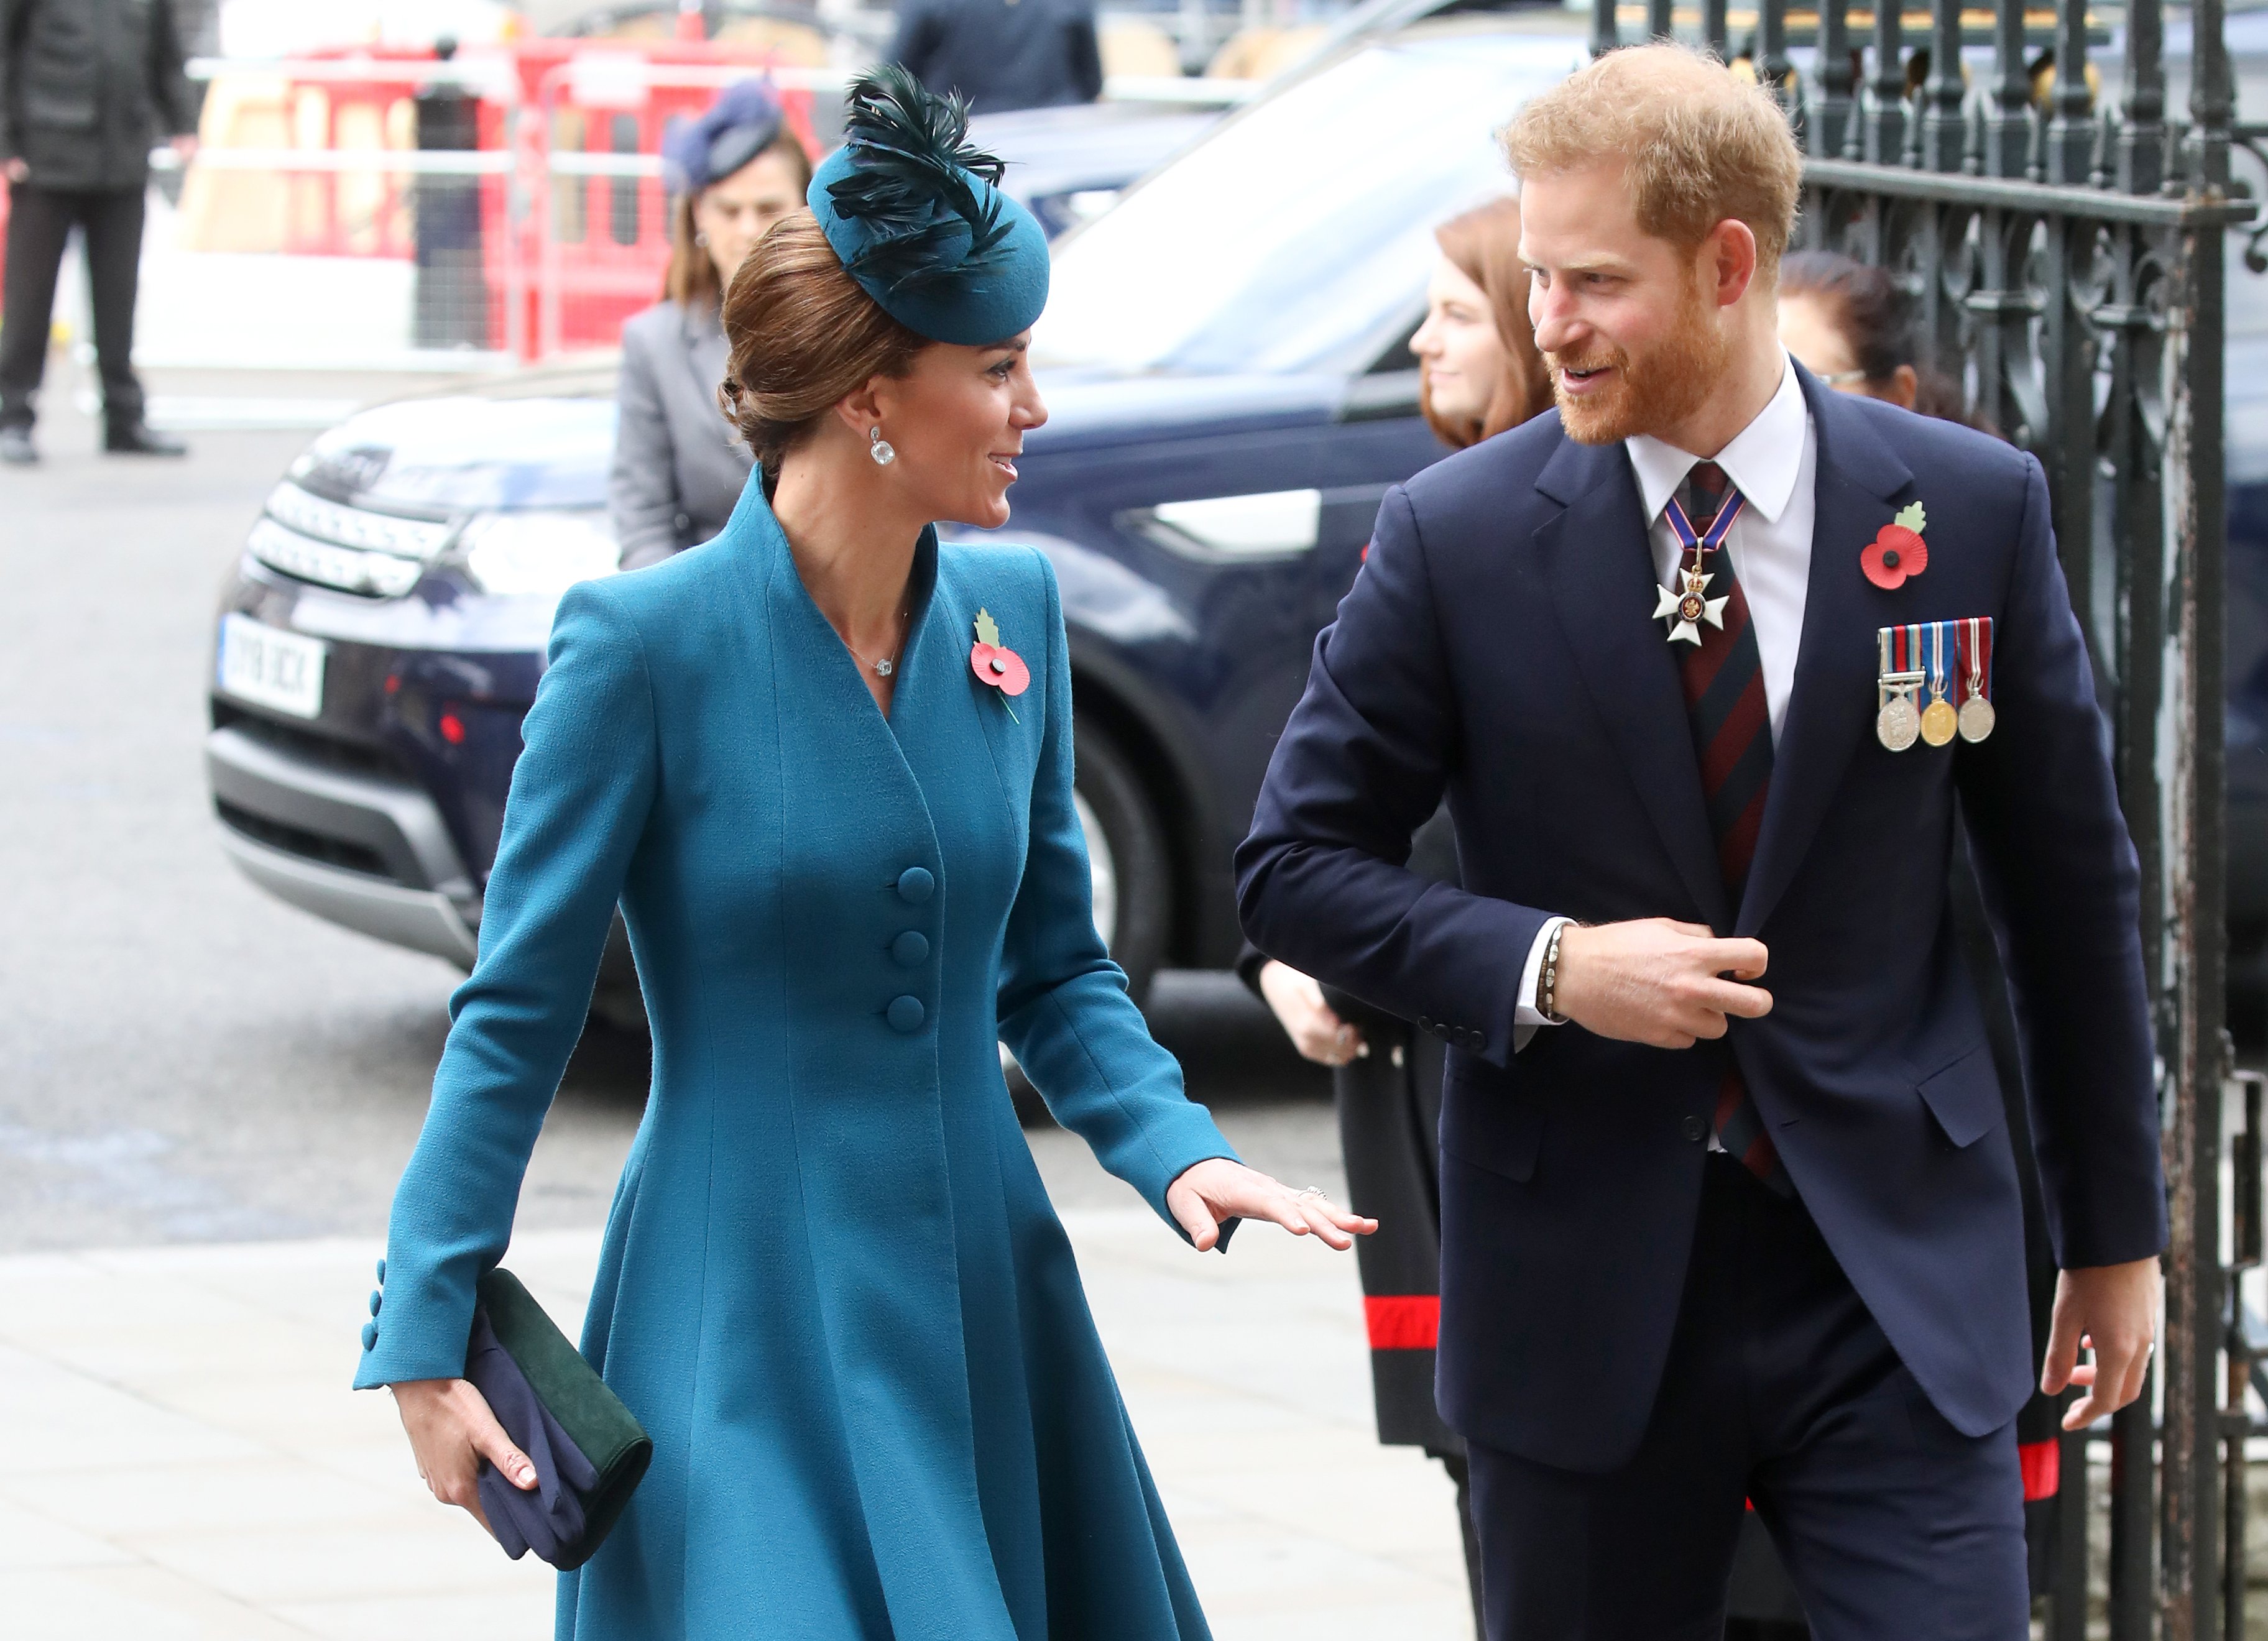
left=1513, top=354, right=1817, bottom=1046
left=1626, top=352, right=1817, bottom=742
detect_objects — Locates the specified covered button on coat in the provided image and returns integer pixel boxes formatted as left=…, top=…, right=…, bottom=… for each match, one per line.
left=357, top=478, right=1237, bottom=1639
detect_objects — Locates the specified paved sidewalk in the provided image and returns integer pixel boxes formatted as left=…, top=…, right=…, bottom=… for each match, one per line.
left=0, top=1211, right=1474, bottom=1640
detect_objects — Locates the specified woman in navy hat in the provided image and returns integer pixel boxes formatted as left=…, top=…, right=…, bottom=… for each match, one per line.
left=362, top=67, right=1371, bottom=1640
left=609, top=80, right=811, bottom=571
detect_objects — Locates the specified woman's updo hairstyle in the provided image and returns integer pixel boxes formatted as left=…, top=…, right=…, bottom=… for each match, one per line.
left=717, top=211, right=927, bottom=487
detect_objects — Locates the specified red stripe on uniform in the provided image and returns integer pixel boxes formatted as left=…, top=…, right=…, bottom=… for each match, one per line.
left=1748, top=1441, right=2052, bottom=1522
left=2019, top=1438, right=2060, bottom=1502
left=1365, top=1294, right=1441, bottom=1350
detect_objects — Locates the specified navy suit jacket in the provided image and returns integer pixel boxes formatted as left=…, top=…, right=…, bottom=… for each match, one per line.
left=1236, top=365, right=2167, bottom=1471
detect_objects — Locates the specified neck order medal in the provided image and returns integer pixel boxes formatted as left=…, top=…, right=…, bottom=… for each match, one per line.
left=1653, top=485, right=1746, bottom=646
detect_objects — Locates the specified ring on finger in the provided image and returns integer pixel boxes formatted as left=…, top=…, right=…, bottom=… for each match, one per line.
left=1296, top=1185, right=1328, bottom=1201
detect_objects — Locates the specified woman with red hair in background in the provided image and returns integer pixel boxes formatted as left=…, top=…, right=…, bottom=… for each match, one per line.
left=1413, top=196, right=1551, bottom=448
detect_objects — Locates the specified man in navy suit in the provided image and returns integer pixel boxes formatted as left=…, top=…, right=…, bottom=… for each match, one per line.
left=1237, top=44, right=2164, bottom=1637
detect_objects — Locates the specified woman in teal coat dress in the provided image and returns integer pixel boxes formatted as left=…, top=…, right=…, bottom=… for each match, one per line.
left=356, top=70, right=1371, bottom=1640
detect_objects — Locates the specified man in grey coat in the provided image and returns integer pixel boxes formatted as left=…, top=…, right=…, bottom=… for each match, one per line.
left=0, top=0, right=197, bottom=463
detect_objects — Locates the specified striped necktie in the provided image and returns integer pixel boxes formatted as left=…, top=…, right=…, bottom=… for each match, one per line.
left=1671, top=461, right=1792, bottom=1196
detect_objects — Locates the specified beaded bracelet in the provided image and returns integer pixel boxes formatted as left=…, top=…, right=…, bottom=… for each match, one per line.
left=1539, top=921, right=1570, bottom=1025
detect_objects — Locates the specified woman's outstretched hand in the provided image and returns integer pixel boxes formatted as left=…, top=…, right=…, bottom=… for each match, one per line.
left=1166, top=1157, right=1376, bottom=1253
left=391, top=1376, right=538, bottom=1535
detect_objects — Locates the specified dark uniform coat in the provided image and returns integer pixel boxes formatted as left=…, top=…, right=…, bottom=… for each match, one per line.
left=0, top=0, right=196, bottom=191
left=358, top=479, right=1239, bottom=1639
left=888, top=0, right=1104, bottom=116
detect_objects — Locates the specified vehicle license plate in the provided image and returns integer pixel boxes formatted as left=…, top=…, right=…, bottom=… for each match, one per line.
left=218, top=614, right=327, bottom=719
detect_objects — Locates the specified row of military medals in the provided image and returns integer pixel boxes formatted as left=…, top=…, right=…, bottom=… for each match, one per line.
left=1876, top=617, right=1995, bottom=751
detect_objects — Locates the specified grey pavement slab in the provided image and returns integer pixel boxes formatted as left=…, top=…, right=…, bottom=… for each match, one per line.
left=0, top=1213, right=1472, bottom=1640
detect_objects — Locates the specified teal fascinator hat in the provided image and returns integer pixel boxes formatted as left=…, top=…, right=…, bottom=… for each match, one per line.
left=808, top=66, right=1049, bottom=347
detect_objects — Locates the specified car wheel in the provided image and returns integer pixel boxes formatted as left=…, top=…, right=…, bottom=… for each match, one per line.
left=1072, top=717, right=1171, bottom=1005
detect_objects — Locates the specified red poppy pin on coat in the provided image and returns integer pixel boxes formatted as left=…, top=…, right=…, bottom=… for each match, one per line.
left=1863, top=502, right=1929, bottom=591
left=970, top=608, right=1030, bottom=722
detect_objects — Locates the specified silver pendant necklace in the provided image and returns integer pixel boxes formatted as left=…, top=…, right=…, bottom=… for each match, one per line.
left=848, top=608, right=910, bottom=678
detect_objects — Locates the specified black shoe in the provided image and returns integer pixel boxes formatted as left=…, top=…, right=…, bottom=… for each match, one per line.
left=0, top=426, right=34, bottom=465
left=105, top=420, right=187, bottom=456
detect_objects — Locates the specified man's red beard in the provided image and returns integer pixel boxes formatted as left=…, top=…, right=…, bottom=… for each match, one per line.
left=1546, top=277, right=1729, bottom=446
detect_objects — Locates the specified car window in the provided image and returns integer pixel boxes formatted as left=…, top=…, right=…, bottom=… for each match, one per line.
left=1033, top=31, right=1583, bottom=379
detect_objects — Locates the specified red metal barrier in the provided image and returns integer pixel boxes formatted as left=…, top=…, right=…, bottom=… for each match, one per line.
left=511, top=42, right=822, bottom=357
left=279, top=48, right=428, bottom=259
left=201, top=42, right=829, bottom=358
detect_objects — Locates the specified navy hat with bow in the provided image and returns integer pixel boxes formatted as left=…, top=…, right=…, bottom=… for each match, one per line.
left=807, top=66, right=1049, bottom=347
left=662, top=78, right=787, bottom=197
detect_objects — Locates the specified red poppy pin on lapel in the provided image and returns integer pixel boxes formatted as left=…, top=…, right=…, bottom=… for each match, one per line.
left=970, top=608, right=1030, bottom=722
left=1862, top=502, right=1929, bottom=591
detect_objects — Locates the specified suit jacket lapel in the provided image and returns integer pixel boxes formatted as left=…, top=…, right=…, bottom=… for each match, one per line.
left=1735, top=367, right=1914, bottom=935
left=1535, top=432, right=1731, bottom=929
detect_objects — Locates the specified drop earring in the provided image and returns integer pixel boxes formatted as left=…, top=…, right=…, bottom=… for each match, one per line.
left=694, top=231, right=709, bottom=247
left=869, top=425, right=896, bottom=466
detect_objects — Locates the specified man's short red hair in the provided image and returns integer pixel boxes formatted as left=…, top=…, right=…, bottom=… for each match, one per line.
left=1500, top=42, right=1802, bottom=282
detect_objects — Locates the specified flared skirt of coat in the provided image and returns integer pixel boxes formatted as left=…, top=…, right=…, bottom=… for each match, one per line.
left=555, top=1075, right=1212, bottom=1641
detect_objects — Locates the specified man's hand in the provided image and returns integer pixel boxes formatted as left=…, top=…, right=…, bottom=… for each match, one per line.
left=2, top=159, right=27, bottom=185
left=2041, top=1257, right=2160, bottom=1429
left=1258, top=960, right=1364, bottom=1067
left=1551, top=918, right=1772, bottom=1048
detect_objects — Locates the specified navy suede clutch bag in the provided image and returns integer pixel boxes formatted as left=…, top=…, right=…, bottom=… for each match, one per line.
left=467, top=1268, right=652, bottom=1570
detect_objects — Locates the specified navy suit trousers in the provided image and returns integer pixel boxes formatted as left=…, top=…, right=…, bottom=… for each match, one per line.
left=1467, top=1156, right=2028, bottom=1640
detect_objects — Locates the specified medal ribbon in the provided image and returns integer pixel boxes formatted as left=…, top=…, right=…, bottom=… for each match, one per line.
left=1958, top=616, right=1994, bottom=705
left=1926, top=620, right=1948, bottom=697
left=1664, top=486, right=1748, bottom=566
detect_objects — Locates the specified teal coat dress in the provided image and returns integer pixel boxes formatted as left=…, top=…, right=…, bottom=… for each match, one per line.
left=354, top=478, right=1239, bottom=1639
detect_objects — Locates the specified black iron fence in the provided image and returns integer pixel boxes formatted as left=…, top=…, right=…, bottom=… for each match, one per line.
left=1581, top=0, right=2253, bottom=1632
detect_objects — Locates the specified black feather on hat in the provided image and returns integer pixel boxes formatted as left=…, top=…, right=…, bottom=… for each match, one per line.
left=821, top=65, right=1013, bottom=298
